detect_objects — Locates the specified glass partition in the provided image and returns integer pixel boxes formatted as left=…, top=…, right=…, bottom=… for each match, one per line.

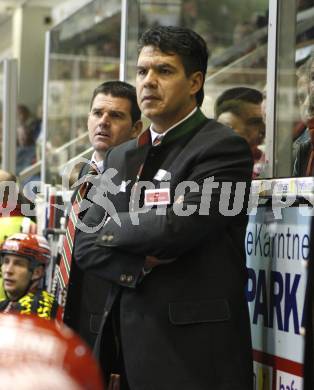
left=42, top=0, right=314, bottom=182
left=127, top=0, right=269, bottom=179
left=1, top=59, right=17, bottom=176
left=45, top=0, right=122, bottom=185
left=275, top=2, right=314, bottom=178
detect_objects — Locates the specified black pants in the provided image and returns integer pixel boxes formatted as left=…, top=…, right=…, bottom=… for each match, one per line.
left=100, top=295, right=130, bottom=390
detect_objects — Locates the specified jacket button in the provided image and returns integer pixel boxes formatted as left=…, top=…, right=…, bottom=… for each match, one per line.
left=120, top=274, right=127, bottom=282
left=107, top=234, right=114, bottom=242
left=102, top=234, right=108, bottom=242
left=126, top=275, right=134, bottom=283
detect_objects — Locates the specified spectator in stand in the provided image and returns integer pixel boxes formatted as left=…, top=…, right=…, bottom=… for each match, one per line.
left=33, top=102, right=43, bottom=141
left=292, top=60, right=312, bottom=161
left=233, top=21, right=254, bottom=45
left=293, top=52, right=314, bottom=176
left=215, top=87, right=265, bottom=178
left=16, top=105, right=40, bottom=199
left=16, top=122, right=37, bottom=176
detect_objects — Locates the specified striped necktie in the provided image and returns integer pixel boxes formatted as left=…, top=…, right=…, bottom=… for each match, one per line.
left=56, top=163, right=98, bottom=307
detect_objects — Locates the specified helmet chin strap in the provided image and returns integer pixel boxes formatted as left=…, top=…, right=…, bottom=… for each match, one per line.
left=27, top=278, right=40, bottom=293
left=26, top=264, right=44, bottom=294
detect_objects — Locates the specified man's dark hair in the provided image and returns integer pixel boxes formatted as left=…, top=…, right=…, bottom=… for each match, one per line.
left=90, top=80, right=141, bottom=124
left=215, top=100, right=244, bottom=119
left=139, top=26, right=209, bottom=106
left=215, top=87, right=263, bottom=118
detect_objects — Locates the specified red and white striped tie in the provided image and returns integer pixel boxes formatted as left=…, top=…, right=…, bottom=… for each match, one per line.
left=57, top=163, right=98, bottom=306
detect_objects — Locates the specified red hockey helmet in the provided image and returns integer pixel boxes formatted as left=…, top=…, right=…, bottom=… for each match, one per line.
left=0, top=233, right=51, bottom=268
left=0, top=314, right=105, bottom=389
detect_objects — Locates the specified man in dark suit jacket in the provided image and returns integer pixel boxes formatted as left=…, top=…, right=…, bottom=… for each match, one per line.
left=62, top=81, right=142, bottom=348
left=75, top=26, right=253, bottom=389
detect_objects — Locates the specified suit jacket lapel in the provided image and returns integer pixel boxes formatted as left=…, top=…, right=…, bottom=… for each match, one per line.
left=125, top=144, right=150, bottom=185
left=124, top=109, right=208, bottom=198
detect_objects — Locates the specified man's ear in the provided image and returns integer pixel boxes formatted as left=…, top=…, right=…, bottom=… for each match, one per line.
left=131, top=120, right=143, bottom=138
left=31, top=266, right=44, bottom=281
left=189, top=71, right=204, bottom=98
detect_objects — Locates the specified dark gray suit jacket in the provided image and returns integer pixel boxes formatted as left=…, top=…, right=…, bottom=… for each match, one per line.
left=63, top=161, right=110, bottom=348
left=75, top=109, right=254, bottom=390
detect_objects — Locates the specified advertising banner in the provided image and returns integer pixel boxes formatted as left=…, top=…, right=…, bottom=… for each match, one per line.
left=246, top=206, right=311, bottom=390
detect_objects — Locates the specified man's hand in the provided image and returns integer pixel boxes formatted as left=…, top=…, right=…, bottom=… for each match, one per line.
left=144, top=255, right=161, bottom=269
left=144, top=255, right=176, bottom=270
